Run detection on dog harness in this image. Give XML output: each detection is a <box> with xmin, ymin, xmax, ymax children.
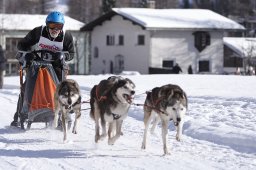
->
<box><xmin>148</xmin><ymin>91</ymin><xmax>168</xmax><ymax>116</ymax></box>
<box><xmin>112</xmin><ymin>113</ymin><xmax>121</xmax><ymax>120</ymax></box>
<box><xmin>95</xmin><ymin>85</ymin><xmax>107</xmax><ymax>101</ymax></box>
<box><xmin>62</xmin><ymin>96</ymin><xmax>81</xmax><ymax>110</ymax></box>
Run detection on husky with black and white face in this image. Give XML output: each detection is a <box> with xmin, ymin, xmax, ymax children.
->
<box><xmin>53</xmin><ymin>79</ymin><xmax>81</xmax><ymax>142</ymax></box>
<box><xmin>90</xmin><ymin>76</ymin><xmax>135</xmax><ymax>145</ymax></box>
<box><xmin>141</xmin><ymin>84</ymin><xmax>187</xmax><ymax>155</ymax></box>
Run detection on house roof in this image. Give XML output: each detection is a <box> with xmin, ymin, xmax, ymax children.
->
<box><xmin>81</xmin><ymin>8</ymin><xmax>245</xmax><ymax>31</ymax></box>
<box><xmin>0</xmin><ymin>14</ymin><xmax>84</xmax><ymax>31</ymax></box>
<box><xmin>223</xmin><ymin>37</ymin><xmax>256</xmax><ymax>57</ymax></box>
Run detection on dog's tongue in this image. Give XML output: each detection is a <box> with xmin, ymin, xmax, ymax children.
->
<box><xmin>127</xmin><ymin>96</ymin><xmax>132</xmax><ymax>103</ymax></box>
<box><xmin>124</xmin><ymin>94</ymin><xmax>133</xmax><ymax>103</ymax></box>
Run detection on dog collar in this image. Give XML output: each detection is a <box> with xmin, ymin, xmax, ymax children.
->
<box><xmin>62</xmin><ymin>96</ymin><xmax>81</xmax><ymax>110</ymax></box>
<box><xmin>112</xmin><ymin>113</ymin><xmax>121</xmax><ymax>120</ymax></box>
<box><xmin>72</xmin><ymin>96</ymin><xmax>81</xmax><ymax>106</ymax></box>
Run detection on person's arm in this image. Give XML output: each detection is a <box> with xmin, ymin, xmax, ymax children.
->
<box><xmin>17</xmin><ymin>26</ymin><xmax>42</xmax><ymax>51</ymax></box>
<box><xmin>63</xmin><ymin>31</ymin><xmax>75</xmax><ymax>61</ymax></box>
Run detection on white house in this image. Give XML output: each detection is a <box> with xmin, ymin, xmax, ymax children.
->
<box><xmin>81</xmin><ymin>8</ymin><xmax>245</xmax><ymax>74</ymax></box>
<box><xmin>0</xmin><ymin>14</ymin><xmax>87</xmax><ymax>75</ymax></box>
<box><xmin>223</xmin><ymin>37</ymin><xmax>256</xmax><ymax>74</ymax></box>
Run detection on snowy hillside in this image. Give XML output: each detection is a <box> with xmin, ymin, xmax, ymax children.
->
<box><xmin>0</xmin><ymin>74</ymin><xmax>255</xmax><ymax>170</ymax></box>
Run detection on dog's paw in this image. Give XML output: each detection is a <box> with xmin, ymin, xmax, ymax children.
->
<box><xmin>141</xmin><ymin>143</ymin><xmax>146</xmax><ymax>149</ymax></box>
<box><xmin>72</xmin><ymin>130</ymin><xmax>77</xmax><ymax>134</ymax></box>
<box><xmin>164</xmin><ymin>150</ymin><xmax>170</xmax><ymax>155</ymax></box>
<box><xmin>176</xmin><ymin>135</ymin><xmax>181</xmax><ymax>141</ymax></box>
<box><xmin>99</xmin><ymin>134</ymin><xmax>107</xmax><ymax>140</ymax></box>
<box><xmin>108</xmin><ymin>136</ymin><xmax>118</xmax><ymax>145</ymax></box>
<box><xmin>108</xmin><ymin>139</ymin><xmax>115</xmax><ymax>145</ymax></box>
<box><xmin>95</xmin><ymin>135</ymin><xmax>100</xmax><ymax>143</ymax></box>
<box><xmin>163</xmin><ymin>152</ymin><xmax>171</xmax><ymax>156</ymax></box>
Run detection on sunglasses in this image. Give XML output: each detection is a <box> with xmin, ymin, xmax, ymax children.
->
<box><xmin>47</xmin><ymin>23</ymin><xmax>63</xmax><ymax>30</ymax></box>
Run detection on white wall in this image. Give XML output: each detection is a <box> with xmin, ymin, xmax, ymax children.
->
<box><xmin>91</xmin><ymin>15</ymin><xmax>150</xmax><ymax>74</ymax></box>
<box><xmin>150</xmin><ymin>30</ymin><xmax>224</xmax><ymax>74</ymax></box>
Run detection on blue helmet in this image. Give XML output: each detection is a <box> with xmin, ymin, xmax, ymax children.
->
<box><xmin>45</xmin><ymin>11</ymin><xmax>65</xmax><ymax>24</ymax></box>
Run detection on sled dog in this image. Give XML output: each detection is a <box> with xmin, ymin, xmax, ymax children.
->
<box><xmin>90</xmin><ymin>76</ymin><xmax>135</xmax><ymax>145</ymax></box>
<box><xmin>141</xmin><ymin>84</ymin><xmax>187</xmax><ymax>155</ymax></box>
<box><xmin>53</xmin><ymin>79</ymin><xmax>81</xmax><ymax>142</ymax></box>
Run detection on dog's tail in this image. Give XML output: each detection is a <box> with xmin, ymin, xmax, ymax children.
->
<box><xmin>90</xmin><ymin>85</ymin><xmax>97</xmax><ymax>120</ymax></box>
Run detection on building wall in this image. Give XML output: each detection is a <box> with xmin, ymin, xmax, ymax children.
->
<box><xmin>90</xmin><ymin>15</ymin><xmax>227</xmax><ymax>74</ymax></box>
<box><xmin>150</xmin><ymin>30</ymin><xmax>224</xmax><ymax>74</ymax></box>
<box><xmin>91</xmin><ymin>15</ymin><xmax>150</xmax><ymax>74</ymax></box>
<box><xmin>201</xmin><ymin>31</ymin><xmax>224</xmax><ymax>74</ymax></box>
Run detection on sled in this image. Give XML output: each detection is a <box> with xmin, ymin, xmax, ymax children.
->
<box><xmin>15</xmin><ymin>50</ymin><xmax>70</xmax><ymax>130</ymax></box>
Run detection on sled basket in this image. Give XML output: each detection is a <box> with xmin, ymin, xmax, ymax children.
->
<box><xmin>20</xmin><ymin>60</ymin><xmax>60</xmax><ymax>123</ymax></box>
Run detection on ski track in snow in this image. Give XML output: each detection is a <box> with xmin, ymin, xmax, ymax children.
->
<box><xmin>0</xmin><ymin>75</ymin><xmax>256</xmax><ymax>170</ymax></box>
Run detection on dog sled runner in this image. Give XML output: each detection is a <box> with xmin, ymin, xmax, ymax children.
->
<box><xmin>14</xmin><ymin>50</ymin><xmax>70</xmax><ymax>130</ymax></box>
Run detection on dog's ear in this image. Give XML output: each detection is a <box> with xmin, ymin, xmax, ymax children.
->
<box><xmin>116</xmin><ymin>79</ymin><xmax>127</xmax><ymax>87</ymax></box>
<box><xmin>125</xmin><ymin>78</ymin><xmax>135</xmax><ymax>88</ymax></box>
<box><xmin>58</xmin><ymin>81</ymin><xmax>67</xmax><ymax>93</ymax></box>
<box><xmin>107</xmin><ymin>76</ymin><xmax>124</xmax><ymax>83</ymax></box>
<box><xmin>182</xmin><ymin>91</ymin><xmax>188</xmax><ymax>108</ymax></box>
<box><xmin>112</xmin><ymin>79</ymin><xmax>126</xmax><ymax>93</ymax></box>
<box><xmin>72</xmin><ymin>81</ymin><xmax>80</xmax><ymax>93</ymax></box>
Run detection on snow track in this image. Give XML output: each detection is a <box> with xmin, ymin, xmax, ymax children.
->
<box><xmin>0</xmin><ymin>75</ymin><xmax>255</xmax><ymax>170</ymax></box>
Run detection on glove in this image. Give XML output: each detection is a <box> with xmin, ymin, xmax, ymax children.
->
<box><xmin>24</xmin><ymin>53</ymin><xmax>35</xmax><ymax>67</ymax></box>
<box><xmin>53</xmin><ymin>52</ymin><xmax>63</xmax><ymax>60</ymax></box>
<box><xmin>63</xmin><ymin>63</ymin><xmax>70</xmax><ymax>71</ymax></box>
<box><xmin>65</xmin><ymin>53</ymin><xmax>73</xmax><ymax>61</ymax></box>
<box><xmin>25</xmin><ymin>53</ymin><xmax>35</xmax><ymax>61</ymax></box>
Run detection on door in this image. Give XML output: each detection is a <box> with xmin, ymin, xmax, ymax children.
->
<box><xmin>114</xmin><ymin>55</ymin><xmax>124</xmax><ymax>74</ymax></box>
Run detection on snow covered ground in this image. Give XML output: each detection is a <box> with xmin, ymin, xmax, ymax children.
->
<box><xmin>0</xmin><ymin>74</ymin><xmax>255</xmax><ymax>170</ymax></box>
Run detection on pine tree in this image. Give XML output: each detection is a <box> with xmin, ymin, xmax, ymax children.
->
<box><xmin>102</xmin><ymin>0</ymin><xmax>116</xmax><ymax>14</ymax></box>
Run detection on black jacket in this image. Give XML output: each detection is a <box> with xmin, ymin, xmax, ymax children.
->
<box><xmin>17</xmin><ymin>26</ymin><xmax>75</xmax><ymax>60</ymax></box>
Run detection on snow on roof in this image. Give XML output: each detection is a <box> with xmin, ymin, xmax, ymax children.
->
<box><xmin>0</xmin><ymin>14</ymin><xmax>84</xmax><ymax>31</ymax></box>
<box><xmin>112</xmin><ymin>8</ymin><xmax>245</xmax><ymax>30</ymax></box>
<box><xmin>223</xmin><ymin>37</ymin><xmax>256</xmax><ymax>57</ymax></box>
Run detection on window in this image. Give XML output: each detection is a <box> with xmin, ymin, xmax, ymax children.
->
<box><xmin>93</xmin><ymin>47</ymin><xmax>99</xmax><ymax>58</ymax></box>
<box><xmin>224</xmin><ymin>56</ymin><xmax>243</xmax><ymax>67</ymax></box>
<box><xmin>137</xmin><ymin>35</ymin><xmax>145</xmax><ymax>45</ymax></box>
<box><xmin>106</xmin><ymin>35</ymin><xmax>115</xmax><ymax>46</ymax></box>
<box><xmin>5</xmin><ymin>38</ymin><xmax>23</xmax><ymax>75</ymax></box>
<box><xmin>6</xmin><ymin>38</ymin><xmax>22</xmax><ymax>59</ymax></box>
<box><xmin>193</xmin><ymin>31</ymin><xmax>210</xmax><ymax>52</ymax></box>
<box><xmin>162</xmin><ymin>60</ymin><xmax>174</xmax><ymax>68</ymax></box>
<box><xmin>198</xmin><ymin>60</ymin><xmax>210</xmax><ymax>72</ymax></box>
<box><xmin>118</xmin><ymin>35</ymin><xmax>124</xmax><ymax>45</ymax></box>
<box><xmin>224</xmin><ymin>45</ymin><xmax>243</xmax><ymax>67</ymax></box>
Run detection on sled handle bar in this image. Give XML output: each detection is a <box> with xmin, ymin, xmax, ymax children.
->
<box><xmin>17</xmin><ymin>50</ymin><xmax>70</xmax><ymax>59</ymax></box>
<box><xmin>16</xmin><ymin>50</ymin><xmax>70</xmax><ymax>69</ymax></box>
